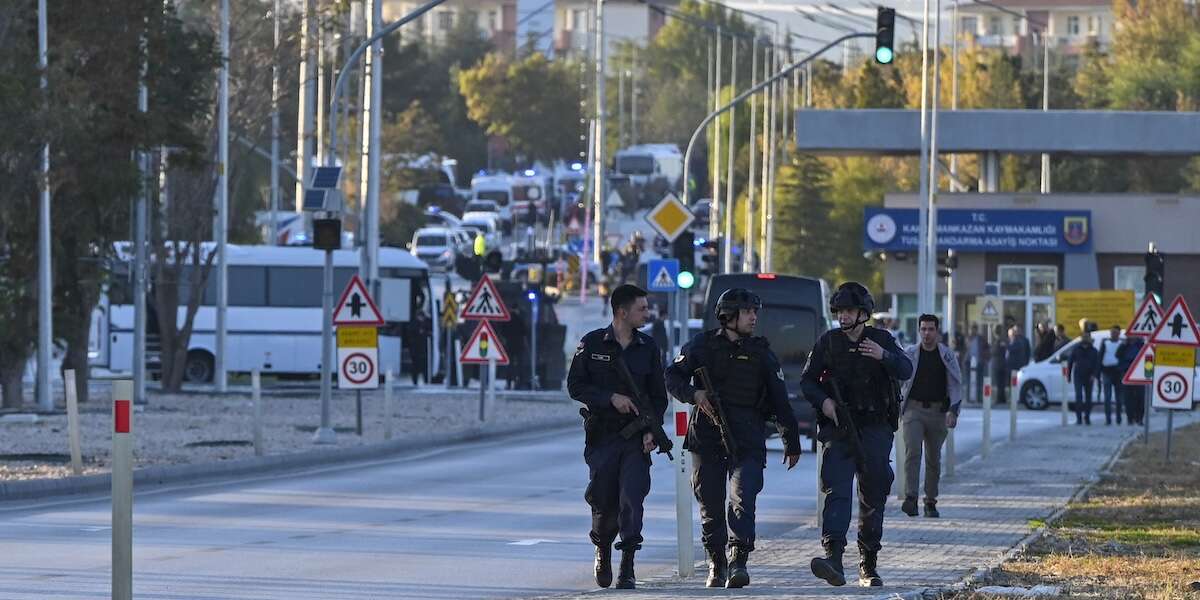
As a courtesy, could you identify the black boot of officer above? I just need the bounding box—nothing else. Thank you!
[727,547,751,588]
[859,547,883,587]
[810,541,846,587]
[705,547,728,588]
[594,545,612,588]
[615,549,637,589]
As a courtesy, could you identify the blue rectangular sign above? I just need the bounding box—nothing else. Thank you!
[646,259,680,292]
[864,208,1092,253]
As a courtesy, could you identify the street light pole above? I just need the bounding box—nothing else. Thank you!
[214,0,230,393]
[924,0,943,316]
[723,36,738,273]
[36,0,52,412]
[916,0,933,315]
[593,0,606,262]
[712,30,722,241]
[270,0,281,245]
[1040,31,1050,193]
[743,35,757,273]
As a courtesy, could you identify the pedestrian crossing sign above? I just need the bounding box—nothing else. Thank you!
[978,296,1001,324]
[646,258,680,293]
[1125,295,1163,339]
[461,274,511,321]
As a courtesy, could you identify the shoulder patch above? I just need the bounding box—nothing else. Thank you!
[673,354,686,364]
[776,368,786,382]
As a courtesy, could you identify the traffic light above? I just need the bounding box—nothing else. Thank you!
[937,249,958,278]
[700,239,721,277]
[875,7,896,65]
[1144,246,1164,303]
[672,231,695,279]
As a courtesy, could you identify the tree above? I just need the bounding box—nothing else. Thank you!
[458,52,583,164]
[771,153,834,279]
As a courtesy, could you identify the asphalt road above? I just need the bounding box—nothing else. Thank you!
[0,406,1065,599]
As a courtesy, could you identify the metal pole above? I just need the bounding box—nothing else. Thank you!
[982,375,992,459]
[36,0,52,412]
[723,36,737,273]
[1040,33,1050,193]
[915,0,932,315]
[111,380,133,600]
[593,0,606,259]
[134,25,149,407]
[65,369,82,475]
[356,389,363,436]
[618,64,625,149]
[270,0,280,244]
[764,38,779,272]
[530,297,539,389]
[296,0,315,209]
[925,0,942,316]
[711,31,722,244]
[673,390,692,578]
[631,46,639,146]
[1061,363,1069,426]
[360,0,382,290]
[895,417,906,500]
[1009,370,1018,441]
[252,370,263,456]
[315,249,336,443]
[316,17,325,165]
[743,36,758,273]
[1165,410,1174,463]
[949,0,959,190]
[384,368,394,440]
[1143,383,1151,444]
[215,0,230,393]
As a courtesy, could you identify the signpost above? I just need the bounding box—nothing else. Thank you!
[459,275,512,422]
[112,380,133,600]
[1139,295,1199,462]
[333,275,384,438]
[1125,295,1164,444]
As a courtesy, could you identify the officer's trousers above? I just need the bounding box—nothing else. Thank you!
[819,422,894,553]
[584,434,652,551]
[691,450,765,553]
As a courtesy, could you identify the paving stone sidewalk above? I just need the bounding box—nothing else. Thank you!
[536,412,1197,600]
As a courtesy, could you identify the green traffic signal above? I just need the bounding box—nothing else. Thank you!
[875,46,894,64]
[876,7,896,65]
[677,271,695,290]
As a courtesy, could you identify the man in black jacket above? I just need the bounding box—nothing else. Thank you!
[567,284,669,589]
[665,289,802,589]
[800,282,913,588]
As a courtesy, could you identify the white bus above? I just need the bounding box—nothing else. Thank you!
[93,244,435,383]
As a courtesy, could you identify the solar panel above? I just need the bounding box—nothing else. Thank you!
[311,166,342,190]
[302,189,328,211]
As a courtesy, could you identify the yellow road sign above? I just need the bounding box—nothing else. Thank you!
[1155,344,1194,368]
[645,193,694,242]
[337,325,378,348]
[1055,290,1134,339]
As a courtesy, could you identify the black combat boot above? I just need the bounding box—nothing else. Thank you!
[924,500,940,518]
[615,550,636,589]
[726,547,750,588]
[593,545,612,588]
[901,496,918,517]
[858,550,883,587]
[810,541,846,587]
[704,547,728,588]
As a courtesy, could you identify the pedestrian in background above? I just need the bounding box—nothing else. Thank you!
[1097,325,1124,425]
[968,324,988,404]
[1117,335,1145,425]
[1033,321,1057,362]
[1053,324,1069,351]
[1067,333,1100,425]
[989,325,1009,405]
[567,284,669,589]
[899,314,962,519]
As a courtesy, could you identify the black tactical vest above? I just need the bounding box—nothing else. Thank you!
[706,332,765,409]
[826,328,894,413]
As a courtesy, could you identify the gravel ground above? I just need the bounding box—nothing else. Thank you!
[0,387,577,482]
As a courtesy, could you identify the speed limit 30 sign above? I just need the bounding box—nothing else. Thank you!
[337,325,379,390]
[1152,345,1193,410]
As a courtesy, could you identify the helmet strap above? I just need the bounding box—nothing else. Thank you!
[839,309,871,332]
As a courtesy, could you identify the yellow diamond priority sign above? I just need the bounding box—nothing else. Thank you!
[645,193,695,242]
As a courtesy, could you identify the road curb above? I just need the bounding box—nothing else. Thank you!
[0,415,578,503]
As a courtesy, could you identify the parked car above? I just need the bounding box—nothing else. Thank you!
[463,199,501,215]
[1016,330,1200,410]
[408,227,458,270]
[424,206,461,229]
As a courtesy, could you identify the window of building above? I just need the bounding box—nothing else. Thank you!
[1114,266,1146,303]
[987,15,1001,35]
[571,8,587,31]
[1087,15,1099,35]
[1012,16,1022,35]
[961,16,978,35]
[438,11,454,31]
[998,265,1058,336]
[1067,16,1080,35]
[488,9,498,31]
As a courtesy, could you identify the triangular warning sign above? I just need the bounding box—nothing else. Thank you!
[981,300,1000,318]
[333,275,385,326]
[1125,295,1163,338]
[651,266,675,289]
[458,320,510,365]
[461,274,511,321]
[1121,342,1155,385]
[1147,295,1200,347]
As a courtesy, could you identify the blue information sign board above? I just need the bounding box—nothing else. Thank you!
[863,208,1092,253]
[647,259,680,292]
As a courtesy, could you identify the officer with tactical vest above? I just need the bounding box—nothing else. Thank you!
[665,288,802,589]
[567,284,669,590]
[800,282,912,588]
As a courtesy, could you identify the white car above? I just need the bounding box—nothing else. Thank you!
[458,217,501,251]
[1016,330,1200,410]
[408,227,458,270]
[463,199,501,215]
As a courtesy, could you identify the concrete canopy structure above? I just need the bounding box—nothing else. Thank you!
[793,109,1200,156]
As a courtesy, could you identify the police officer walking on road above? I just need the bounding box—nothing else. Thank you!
[665,288,802,589]
[801,282,913,588]
[567,284,669,590]
[899,314,963,518]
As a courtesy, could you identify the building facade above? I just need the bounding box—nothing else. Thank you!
[385,0,518,54]
[552,0,671,59]
[956,0,1113,63]
[868,193,1200,340]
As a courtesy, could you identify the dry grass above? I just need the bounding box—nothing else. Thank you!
[940,422,1200,600]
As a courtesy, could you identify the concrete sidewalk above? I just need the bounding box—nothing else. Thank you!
[536,412,1197,600]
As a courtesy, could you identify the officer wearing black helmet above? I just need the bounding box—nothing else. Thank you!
[800,282,913,588]
[664,288,802,589]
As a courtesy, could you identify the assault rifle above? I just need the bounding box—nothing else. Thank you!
[614,356,675,460]
[694,367,740,463]
[817,374,868,476]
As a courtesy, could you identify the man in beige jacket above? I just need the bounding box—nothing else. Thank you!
[899,314,962,518]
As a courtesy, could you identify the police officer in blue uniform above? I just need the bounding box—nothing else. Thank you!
[567,284,669,590]
[664,288,802,589]
[801,282,912,588]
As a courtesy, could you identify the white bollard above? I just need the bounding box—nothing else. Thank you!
[384,368,394,441]
[982,376,992,459]
[112,380,133,600]
[1009,371,1018,441]
[816,437,826,529]
[945,420,956,478]
[65,369,83,476]
[894,419,907,501]
[252,370,263,457]
[484,355,497,421]
[672,397,693,579]
[455,339,464,390]
[1061,365,1069,426]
